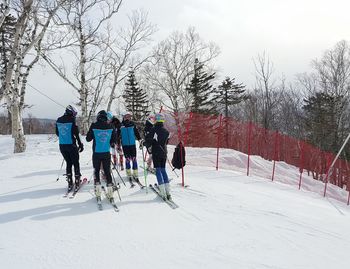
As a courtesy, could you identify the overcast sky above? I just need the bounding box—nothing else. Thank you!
[23,0,350,119]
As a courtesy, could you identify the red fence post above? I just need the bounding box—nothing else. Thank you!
[271,130,279,181]
[247,122,252,176]
[216,114,223,171]
[298,142,305,190]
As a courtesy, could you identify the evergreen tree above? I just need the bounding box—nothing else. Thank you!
[123,69,150,125]
[303,91,344,152]
[213,77,246,117]
[186,58,216,114]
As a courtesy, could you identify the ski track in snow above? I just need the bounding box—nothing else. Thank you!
[1,135,350,269]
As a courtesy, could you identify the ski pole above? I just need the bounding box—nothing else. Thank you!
[140,146,148,193]
[166,157,179,178]
[170,165,179,178]
[56,158,65,181]
[110,169,122,201]
[111,161,126,186]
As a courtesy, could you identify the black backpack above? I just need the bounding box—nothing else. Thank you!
[172,142,186,170]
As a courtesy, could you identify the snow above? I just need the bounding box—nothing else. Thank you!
[1,134,350,269]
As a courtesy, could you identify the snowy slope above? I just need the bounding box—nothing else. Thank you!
[1,135,350,269]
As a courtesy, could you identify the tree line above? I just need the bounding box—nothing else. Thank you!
[1,0,350,159]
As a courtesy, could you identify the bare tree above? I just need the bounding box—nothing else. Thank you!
[0,0,10,29]
[104,9,156,111]
[143,27,220,114]
[252,52,279,130]
[2,0,68,153]
[41,0,122,133]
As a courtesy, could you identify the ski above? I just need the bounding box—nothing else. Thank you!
[133,177,145,189]
[154,183,179,208]
[149,184,178,209]
[101,186,119,212]
[63,188,73,198]
[69,178,88,199]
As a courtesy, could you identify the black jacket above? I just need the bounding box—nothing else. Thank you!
[146,122,169,159]
[86,118,117,155]
[55,114,82,147]
[143,120,154,148]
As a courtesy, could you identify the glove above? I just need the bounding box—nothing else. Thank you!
[78,143,84,153]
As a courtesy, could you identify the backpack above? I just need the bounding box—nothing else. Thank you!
[171,142,186,170]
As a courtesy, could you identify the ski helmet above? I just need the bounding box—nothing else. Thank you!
[97,110,107,121]
[155,113,165,123]
[123,111,132,120]
[107,111,113,121]
[65,105,78,117]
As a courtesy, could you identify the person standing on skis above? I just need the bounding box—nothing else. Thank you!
[117,111,142,187]
[108,113,124,171]
[145,113,171,200]
[55,105,84,192]
[143,114,155,172]
[86,110,117,199]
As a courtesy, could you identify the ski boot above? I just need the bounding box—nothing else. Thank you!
[106,183,114,201]
[158,184,167,200]
[126,169,135,187]
[74,175,81,191]
[133,169,140,183]
[94,182,102,198]
[66,174,73,192]
[165,183,172,200]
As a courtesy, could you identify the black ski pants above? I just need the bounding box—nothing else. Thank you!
[60,145,81,178]
[93,153,112,185]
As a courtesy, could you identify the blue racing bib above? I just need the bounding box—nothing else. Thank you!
[93,129,113,153]
[57,122,73,144]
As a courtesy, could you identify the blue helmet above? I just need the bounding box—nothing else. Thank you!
[155,113,165,123]
[107,111,113,121]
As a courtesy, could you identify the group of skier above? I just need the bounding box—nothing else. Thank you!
[55,105,172,203]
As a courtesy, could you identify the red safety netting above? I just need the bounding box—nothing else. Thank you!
[160,109,350,204]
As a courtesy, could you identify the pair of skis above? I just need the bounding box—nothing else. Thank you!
[63,178,88,198]
[95,186,119,212]
[149,183,178,209]
[128,176,145,189]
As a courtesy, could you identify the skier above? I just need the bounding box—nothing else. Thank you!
[143,114,155,173]
[108,113,124,171]
[86,110,117,199]
[145,113,171,200]
[117,111,142,186]
[55,105,84,191]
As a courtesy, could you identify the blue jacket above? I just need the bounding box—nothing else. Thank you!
[118,120,141,147]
